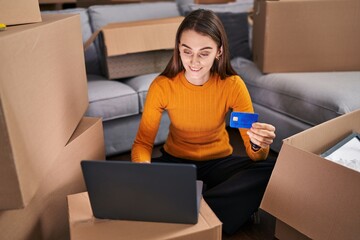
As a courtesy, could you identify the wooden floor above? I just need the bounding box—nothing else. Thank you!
[108,127,279,240]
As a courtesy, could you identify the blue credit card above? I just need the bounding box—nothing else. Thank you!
[229,112,259,129]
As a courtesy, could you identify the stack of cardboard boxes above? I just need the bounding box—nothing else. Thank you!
[0,1,105,239]
[251,0,360,239]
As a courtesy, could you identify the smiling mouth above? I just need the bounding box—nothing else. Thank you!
[189,66,202,72]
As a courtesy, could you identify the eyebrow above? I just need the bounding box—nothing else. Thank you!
[181,43,213,51]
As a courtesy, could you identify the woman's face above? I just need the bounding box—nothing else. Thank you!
[179,30,220,85]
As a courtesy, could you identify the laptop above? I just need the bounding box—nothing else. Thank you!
[80,160,203,224]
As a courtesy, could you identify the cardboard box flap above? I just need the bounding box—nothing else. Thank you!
[261,109,360,240]
[102,17,184,57]
[284,110,360,154]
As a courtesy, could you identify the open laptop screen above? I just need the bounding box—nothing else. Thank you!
[81,160,203,224]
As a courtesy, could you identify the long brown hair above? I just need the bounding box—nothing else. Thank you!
[160,9,237,79]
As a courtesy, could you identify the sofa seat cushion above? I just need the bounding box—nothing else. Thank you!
[176,0,254,16]
[86,74,139,121]
[231,57,360,126]
[122,73,159,113]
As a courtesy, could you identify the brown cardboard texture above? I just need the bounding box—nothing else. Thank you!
[68,192,222,240]
[261,109,360,240]
[97,17,183,79]
[0,117,105,240]
[252,0,360,73]
[0,0,41,26]
[105,50,173,79]
[0,14,88,210]
[102,17,183,56]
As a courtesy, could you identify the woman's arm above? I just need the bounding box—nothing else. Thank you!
[131,79,166,163]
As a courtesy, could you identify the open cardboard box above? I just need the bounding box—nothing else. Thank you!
[68,192,222,240]
[261,109,360,239]
[252,0,360,73]
[85,16,184,79]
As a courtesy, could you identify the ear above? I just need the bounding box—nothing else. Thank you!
[217,46,223,57]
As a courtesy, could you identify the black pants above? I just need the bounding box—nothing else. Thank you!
[153,148,276,235]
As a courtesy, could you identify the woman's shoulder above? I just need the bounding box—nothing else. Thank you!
[224,74,242,81]
[222,75,246,86]
[152,74,175,85]
[150,75,171,89]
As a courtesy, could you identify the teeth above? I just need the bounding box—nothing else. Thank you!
[190,66,201,71]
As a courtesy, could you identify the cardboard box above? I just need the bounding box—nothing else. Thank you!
[0,117,105,240]
[252,0,360,73]
[0,14,88,210]
[68,192,222,240]
[260,109,360,240]
[96,17,183,79]
[0,0,42,26]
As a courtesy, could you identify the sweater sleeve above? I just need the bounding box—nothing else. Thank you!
[131,78,166,163]
[230,76,270,161]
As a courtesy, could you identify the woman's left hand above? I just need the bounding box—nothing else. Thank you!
[247,122,276,148]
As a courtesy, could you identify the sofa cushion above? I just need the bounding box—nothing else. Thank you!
[41,8,101,75]
[177,0,254,16]
[86,74,139,121]
[231,57,360,126]
[122,73,160,113]
[88,2,181,31]
[216,12,252,60]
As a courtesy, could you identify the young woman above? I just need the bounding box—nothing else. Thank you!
[131,9,276,235]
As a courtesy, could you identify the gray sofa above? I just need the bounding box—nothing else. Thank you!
[231,58,360,152]
[44,0,360,156]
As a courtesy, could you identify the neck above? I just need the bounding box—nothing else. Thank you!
[184,72,210,86]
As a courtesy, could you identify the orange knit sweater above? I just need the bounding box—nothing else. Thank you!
[131,72,269,162]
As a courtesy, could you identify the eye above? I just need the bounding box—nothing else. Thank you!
[199,52,210,58]
[183,49,192,55]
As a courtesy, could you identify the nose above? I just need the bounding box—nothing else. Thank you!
[190,54,200,65]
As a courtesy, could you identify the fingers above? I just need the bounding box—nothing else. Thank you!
[247,123,276,148]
